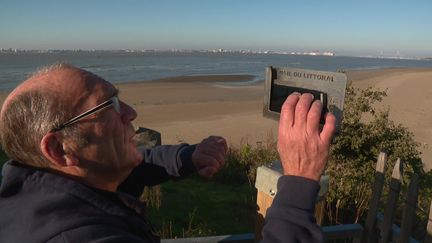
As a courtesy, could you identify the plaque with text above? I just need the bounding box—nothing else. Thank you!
[263,66,347,131]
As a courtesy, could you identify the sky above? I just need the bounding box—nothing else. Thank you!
[1,0,431,58]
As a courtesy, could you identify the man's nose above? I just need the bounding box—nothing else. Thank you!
[120,101,137,123]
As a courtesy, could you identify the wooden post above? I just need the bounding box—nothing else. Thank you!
[254,164,329,242]
[254,165,280,242]
[255,190,274,242]
[315,200,326,226]
[380,158,403,243]
[398,174,419,243]
[362,151,387,243]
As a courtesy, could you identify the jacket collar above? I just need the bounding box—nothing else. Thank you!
[0,160,137,217]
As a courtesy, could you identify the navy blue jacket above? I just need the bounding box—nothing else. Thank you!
[0,144,323,242]
[261,176,323,242]
[0,144,196,242]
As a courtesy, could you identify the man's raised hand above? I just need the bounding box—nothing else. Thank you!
[192,136,228,178]
[277,93,336,181]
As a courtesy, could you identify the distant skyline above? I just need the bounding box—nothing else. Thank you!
[1,0,431,58]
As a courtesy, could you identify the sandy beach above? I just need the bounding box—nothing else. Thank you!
[0,69,431,171]
[347,68,432,171]
[116,75,278,146]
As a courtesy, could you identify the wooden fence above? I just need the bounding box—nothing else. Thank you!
[310,152,431,242]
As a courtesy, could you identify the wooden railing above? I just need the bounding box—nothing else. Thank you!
[161,233,254,243]
[320,152,431,243]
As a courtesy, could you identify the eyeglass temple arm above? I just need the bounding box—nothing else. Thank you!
[52,100,113,132]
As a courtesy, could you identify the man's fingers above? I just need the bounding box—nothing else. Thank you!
[197,143,226,167]
[205,136,228,154]
[198,145,223,159]
[306,100,322,134]
[195,151,222,169]
[279,93,300,129]
[215,137,228,155]
[192,136,228,178]
[204,150,225,167]
[198,167,217,178]
[294,94,314,128]
[320,112,337,144]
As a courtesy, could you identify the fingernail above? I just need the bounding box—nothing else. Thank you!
[292,92,301,96]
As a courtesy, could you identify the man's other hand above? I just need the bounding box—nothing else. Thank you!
[278,93,336,181]
[192,136,228,178]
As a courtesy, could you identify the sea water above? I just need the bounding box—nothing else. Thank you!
[1,51,431,91]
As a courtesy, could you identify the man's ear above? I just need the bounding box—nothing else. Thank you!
[40,133,79,167]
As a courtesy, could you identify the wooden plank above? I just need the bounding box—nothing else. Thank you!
[161,233,255,243]
[391,158,403,180]
[323,224,363,242]
[398,174,419,243]
[380,159,403,243]
[376,151,386,173]
[255,190,274,242]
[362,151,387,243]
[376,213,419,243]
[315,200,326,226]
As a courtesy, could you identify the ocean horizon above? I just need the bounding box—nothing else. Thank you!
[1,51,432,91]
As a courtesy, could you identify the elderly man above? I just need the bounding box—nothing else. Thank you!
[0,64,335,242]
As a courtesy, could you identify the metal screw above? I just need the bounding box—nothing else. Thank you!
[269,189,276,196]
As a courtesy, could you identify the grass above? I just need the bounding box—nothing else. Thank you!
[145,140,279,239]
[146,175,257,238]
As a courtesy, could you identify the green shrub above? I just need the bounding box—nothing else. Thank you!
[325,84,432,233]
[214,135,279,187]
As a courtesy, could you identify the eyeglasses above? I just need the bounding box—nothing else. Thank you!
[51,96,120,132]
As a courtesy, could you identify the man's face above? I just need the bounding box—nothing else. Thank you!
[70,72,143,180]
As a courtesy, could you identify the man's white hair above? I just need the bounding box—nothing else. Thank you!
[0,63,87,167]
[29,62,76,79]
